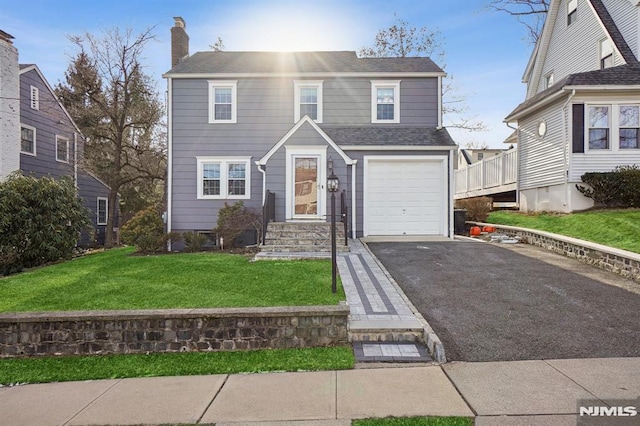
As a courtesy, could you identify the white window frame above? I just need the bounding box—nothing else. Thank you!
[294,80,323,123]
[599,38,614,69]
[20,124,36,156]
[567,0,578,26]
[55,135,69,163]
[618,105,640,150]
[97,197,108,225]
[30,86,39,110]
[544,72,554,89]
[196,156,251,200]
[584,103,640,152]
[208,80,238,123]
[371,80,401,124]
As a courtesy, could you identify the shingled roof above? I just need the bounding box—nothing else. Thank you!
[165,51,444,75]
[590,0,638,65]
[506,62,640,120]
[321,125,456,147]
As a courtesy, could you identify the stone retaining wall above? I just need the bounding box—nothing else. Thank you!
[0,305,350,358]
[472,222,640,282]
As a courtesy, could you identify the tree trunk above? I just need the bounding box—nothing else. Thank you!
[104,188,119,248]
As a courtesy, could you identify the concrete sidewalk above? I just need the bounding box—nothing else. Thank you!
[1,357,638,425]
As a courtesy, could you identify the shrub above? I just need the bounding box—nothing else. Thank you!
[0,173,90,275]
[183,231,208,252]
[454,196,493,222]
[120,206,164,248]
[214,202,262,248]
[577,165,640,207]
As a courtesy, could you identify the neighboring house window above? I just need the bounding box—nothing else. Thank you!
[56,135,69,162]
[619,105,639,149]
[196,157,251,199]
[587,106,610,150]
[599,38,614,69]
[97,197,108,225]
[20,125,36,155]
[208,80,237,123]
[477,152,484,160]
[371,80,401,123]
[294,80,323,122]
[30,86,39,110]
[567,0,577,25]
[544,73,554,89]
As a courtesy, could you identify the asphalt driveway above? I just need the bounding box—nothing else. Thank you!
[367,240,640,362]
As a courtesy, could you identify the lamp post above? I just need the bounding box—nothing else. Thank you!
[327,160,339,294]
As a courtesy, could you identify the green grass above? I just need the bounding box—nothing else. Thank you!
[0,248,345,312]
[487,209,640,254]
[352,417,473,426]
[0,346,355,385]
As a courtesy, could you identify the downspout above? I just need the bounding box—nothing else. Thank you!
[166,78,173,237]
[351,160,357,239]
[256,162,266,205]
[561,89,576,212]
[448,152,454,239]
[506,121,520,207]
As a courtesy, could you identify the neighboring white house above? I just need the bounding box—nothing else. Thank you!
[457,148,508,170]
[505,0,640,213]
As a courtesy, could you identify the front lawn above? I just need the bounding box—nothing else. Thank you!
[487,209,640,254]
[0,248,344,312]
[353,417,473,426]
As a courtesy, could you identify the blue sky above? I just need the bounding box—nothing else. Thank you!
[1,0,534,148]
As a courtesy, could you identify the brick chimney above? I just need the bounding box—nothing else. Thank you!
[171,17,189,68]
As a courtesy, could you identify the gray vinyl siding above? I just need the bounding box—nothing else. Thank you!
[170,76,440,231]
[537,0,609,94]
[77,171,111,246]
[19,69,76,179]
[603,0,638,61]
[518,98,568,191]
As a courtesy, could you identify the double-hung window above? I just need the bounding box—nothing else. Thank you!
[208,80,237,123]
[197,157,251,199]
[56,135,69,162]
[587,106,610,150]
[371,80,401,123]
[600,38,614,69]
[567,0,577,25]
[619,105,640,149]
[20,124,36,155]
[294,81,323,122]
[97,197,108,225]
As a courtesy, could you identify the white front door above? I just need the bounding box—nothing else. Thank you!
[286,147,327,220]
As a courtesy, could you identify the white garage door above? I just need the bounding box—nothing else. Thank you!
[365,157,446,236]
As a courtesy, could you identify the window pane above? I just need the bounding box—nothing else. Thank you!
[300,87,317,103]
[588,106,609,128]
[215,88,232,103]
[589,129,609,149]
[228,163,245,179]
[377,104,394,120]
[377,88,394,104]
[300,104,318,120]
[620,129,639,149]
[203,163,220,179]
[215,104,232,120]
[21,127,34,153]
[228,180,246,195]
[57,139,68,161]
[203,180,220,196]
[620,106,639,127]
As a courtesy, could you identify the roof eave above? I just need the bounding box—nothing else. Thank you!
[162,71,447,79]
[505,88,568,122]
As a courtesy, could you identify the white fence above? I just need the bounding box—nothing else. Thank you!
[454,148,517,199]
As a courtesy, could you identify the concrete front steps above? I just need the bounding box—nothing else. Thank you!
[260,222,350,255]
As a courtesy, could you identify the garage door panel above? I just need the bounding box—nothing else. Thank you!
[365,158,445,236]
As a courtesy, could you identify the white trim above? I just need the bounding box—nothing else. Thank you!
[437,75,443,128]
[20,123,36,156]
[505,89,568,121]
[587,0,627,65]
[167,78,173,233]
[97,197,108,225]
[584,102,640,152]
[208,80,237,123]
[294,80,323,123]
[29,85,39,110]
[285,146,327,221]
[371,80,401,124]
[258,116,354,165]
[351,162,357,239]
[341,145,457,151]
[362,155,448,237]
[55,135,69,163]
[196,156,251,200]
[164,71,446,79]
[448,152,454,239]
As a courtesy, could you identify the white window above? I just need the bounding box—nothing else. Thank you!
[599,38,614,69]
[294,80,323,123]
[97,197,108,225]
[567,0,578,25]
[619,105,640,149]
[544,72,554,89]
[587,106,610,150]
[20,124,36,155]
[371,80,401,123]
[30,86,39,110]
[208,80,237,123]
[196,157,251,199]
[56,135,69,162]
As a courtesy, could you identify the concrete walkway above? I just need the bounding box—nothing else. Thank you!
[2,357,639,425]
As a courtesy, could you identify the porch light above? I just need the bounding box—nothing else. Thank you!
[327,157,339,294]
[327,173,339,193]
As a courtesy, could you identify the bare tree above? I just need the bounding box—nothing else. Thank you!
[359,16,485,132]
[56,27,165,247]
[210,36,225,51]
[487,0,550,44]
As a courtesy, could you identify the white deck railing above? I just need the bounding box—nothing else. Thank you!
[454,148,517,199]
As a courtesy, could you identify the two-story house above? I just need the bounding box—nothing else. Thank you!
[505,0,640,213]
[164,18,456,243]
[1,30,112,245]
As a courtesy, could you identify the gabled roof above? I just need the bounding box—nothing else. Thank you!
[506,62,640,121]
[321,126,456,148]
[164,51,445,77]
[590,0,637,65]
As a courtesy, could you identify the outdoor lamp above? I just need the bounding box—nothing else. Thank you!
[327,173,339,192]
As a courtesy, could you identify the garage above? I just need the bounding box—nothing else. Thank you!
[364,156,447,236]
